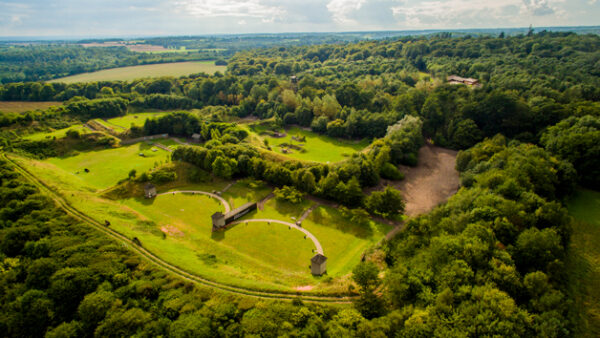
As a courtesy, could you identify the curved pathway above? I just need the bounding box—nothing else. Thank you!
[230,219,323,255]
[3,154,351,303]
[156,190,230,213]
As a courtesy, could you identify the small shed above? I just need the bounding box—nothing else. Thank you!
[290,75,298,83]
[311,254,327,276]
[192,133,202,143]
[212,212,226,231]
[144,183,157,199]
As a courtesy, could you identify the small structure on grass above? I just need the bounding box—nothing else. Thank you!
[311,254,327,275]
[212,202,257,231]
[192,133,201,143]
[144,183,157,199]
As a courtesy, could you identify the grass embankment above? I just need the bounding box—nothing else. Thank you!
[0,101,62,113]
[566,189,600,337]
[247,125,369,163]
[49,61,226,83]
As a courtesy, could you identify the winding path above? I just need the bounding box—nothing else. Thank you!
[156,190,231,213]
[3,153,351,303]
[230,219,323,255]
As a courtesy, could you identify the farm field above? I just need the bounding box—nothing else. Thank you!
[23,124,89,141]
[0,101,62,113]
[566,189,600,336]
[249,125,370,163]
[105,112,169,129]
[48,61,226,83]
[44,143,170,190]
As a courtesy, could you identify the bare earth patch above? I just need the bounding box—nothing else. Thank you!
[161,225,185,237]
[295,285,314,291]
[392,144,460,217]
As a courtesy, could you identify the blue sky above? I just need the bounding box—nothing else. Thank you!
[0,0,598,37]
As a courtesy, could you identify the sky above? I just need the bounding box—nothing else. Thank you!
[0,0,598,37]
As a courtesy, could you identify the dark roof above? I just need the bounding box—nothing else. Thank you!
[225,202,257,218]
[311,254,327,264]
[144,183,155,190]
[212,212,224,220]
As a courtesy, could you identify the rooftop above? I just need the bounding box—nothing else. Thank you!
[311,253,327,264]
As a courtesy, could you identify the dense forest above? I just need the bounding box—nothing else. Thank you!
[1,31,600,336]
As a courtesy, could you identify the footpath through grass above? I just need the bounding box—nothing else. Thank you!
[566,189,600,337]
[49,61,226,83]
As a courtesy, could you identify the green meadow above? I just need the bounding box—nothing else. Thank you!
[44,143,170,190]
[23,124,89,141]
[249,125,370,163]
[49,61,226,83]
[105,112,169,129]
[12,149,389,294]
[566,189,600,336]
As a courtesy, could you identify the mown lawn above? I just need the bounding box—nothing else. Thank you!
[45,143,170,190]
[249,125,369,163]
[566,189,600,337]
[49,61,226,83]
[106,112,169,129]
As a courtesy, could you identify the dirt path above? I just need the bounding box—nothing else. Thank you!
[229,219,324,255]
[156,190,231,213]
[392,144,460,217]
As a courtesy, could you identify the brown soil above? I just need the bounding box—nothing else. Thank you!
[390,144,460,217]
[161,225,184,237]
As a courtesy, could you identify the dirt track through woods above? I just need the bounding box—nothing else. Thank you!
[392,144,460,217]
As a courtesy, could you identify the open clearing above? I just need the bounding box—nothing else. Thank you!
[391,144,460,216]
[566,189,600,336]
[23,124,89,141]
[45,143,170,190]
[106,112,169,129]
[14,153,388,294]
[0,101,62,113]
[249,125,369,163]
[48,61,226,83]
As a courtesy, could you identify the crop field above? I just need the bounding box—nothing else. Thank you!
[567,189,600,336]
[44,143,170,190]
[49,61,226,83]
[0,101,62,113]
[249,125,370,163]
[23,124,89,141]
[105,112,169,129]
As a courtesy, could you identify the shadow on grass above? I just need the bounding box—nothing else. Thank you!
[309,207,374,239]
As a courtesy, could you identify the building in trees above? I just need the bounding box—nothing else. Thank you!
[211,202,257,231]
[144,183,157,199]
[311,254,327,275]
[447,75,481,87]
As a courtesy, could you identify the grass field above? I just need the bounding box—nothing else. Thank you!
[49,61,226,83]
[0,101,62,113]
[23,124,89,141]
[106,112,169,129]
[45,143,170,190]
[566,189,600,337]
[12,152,388,294]
[248,125,369,163]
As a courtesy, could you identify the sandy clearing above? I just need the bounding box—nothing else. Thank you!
[392,143,460,217]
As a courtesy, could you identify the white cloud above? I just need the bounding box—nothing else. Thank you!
[326,0,366,24]
[522,0,556,16]
[175,0,286,19]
